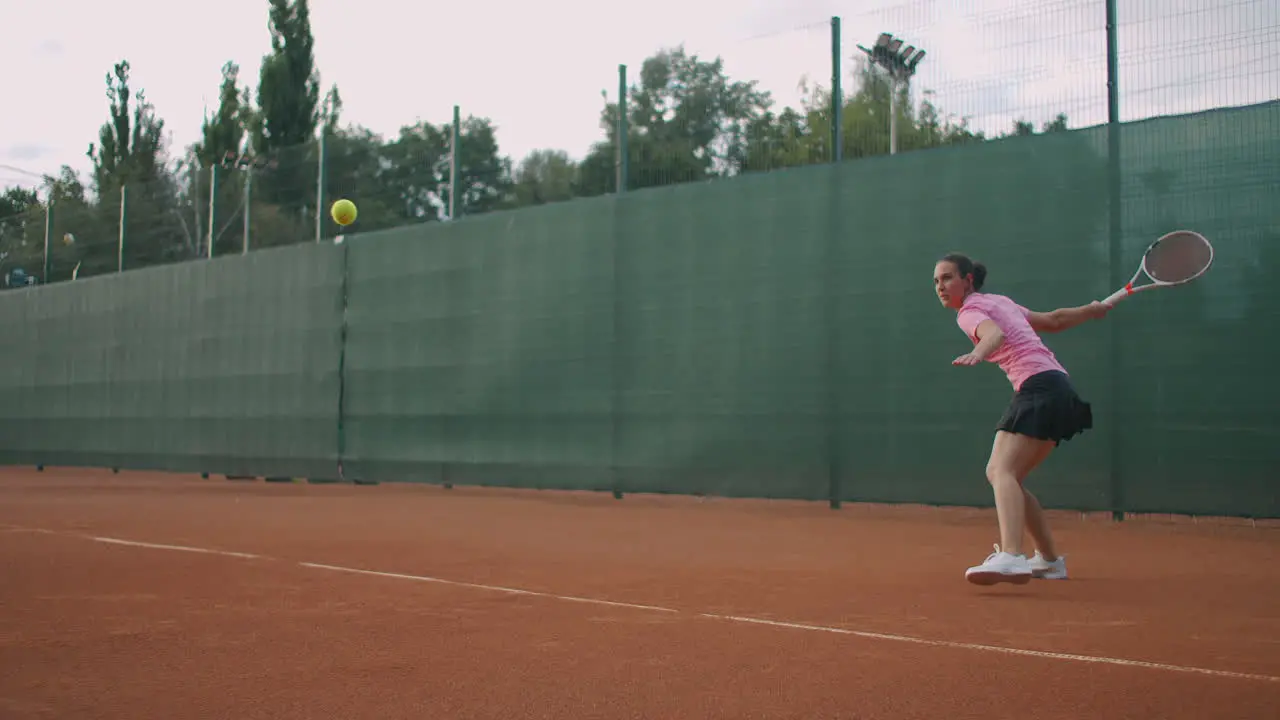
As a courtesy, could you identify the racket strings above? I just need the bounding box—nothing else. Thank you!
[1144,233,1212,283]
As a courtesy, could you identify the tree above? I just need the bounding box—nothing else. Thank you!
[315,125,406,234]
[320,85,343,137]
[730,106,816,174]
[577,48,991,191]
[0,186,38,219]
[511,150,579,207]
[44,166,89,206]
[252,0,321,154]
[735,59,984,173]
[379,120,449,222]
[578,46,773,195]
[195,61,252,167]
[910,90,985,149]
[1005,113,1069,138]
[87,60,166,196]
[0,186,43,288]
[378,114,514,221]
[244,0,330,230]
[76,60,186,277]
[178,61,254,258]
[0,168,103,287]
[447,116,513,216]
[288,109,516,237]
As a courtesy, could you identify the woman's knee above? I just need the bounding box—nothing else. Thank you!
[985,460,1018,485]
[986,431,1050,485]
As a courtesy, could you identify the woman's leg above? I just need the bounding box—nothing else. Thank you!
[985,430,1056,555]
[1023,488,1058,560]
[965,430,1057,585]
[1015,443,1057,559]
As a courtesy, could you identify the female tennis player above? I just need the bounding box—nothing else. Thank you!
[934,253,1110,585]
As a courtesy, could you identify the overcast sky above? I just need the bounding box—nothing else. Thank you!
[0,0,1275,189]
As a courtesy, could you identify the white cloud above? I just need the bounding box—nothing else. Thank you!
[4,144,54,162]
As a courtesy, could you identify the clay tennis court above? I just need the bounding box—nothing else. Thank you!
[1,468,1276,718]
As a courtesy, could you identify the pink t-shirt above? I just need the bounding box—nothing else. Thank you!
[956,292,1067,390]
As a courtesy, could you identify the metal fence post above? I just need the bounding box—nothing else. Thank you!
[450,106,461,220]
[243,171,252,254]
[207,165,218,259]
[315,133,327,242]
[118,184,128,272]
[831,17,842,163]
[42,199,54,282]
[1106,0,1125,521]
[617,65,628,193]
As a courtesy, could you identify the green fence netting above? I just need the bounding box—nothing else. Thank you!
[0,242,345,478]
[1,102,1275,517]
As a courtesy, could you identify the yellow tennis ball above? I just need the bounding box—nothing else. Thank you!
[330,198,357,226]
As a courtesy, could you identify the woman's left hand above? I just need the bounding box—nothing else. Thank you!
[952,352,984,366]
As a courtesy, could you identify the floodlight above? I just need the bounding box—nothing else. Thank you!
[859,33,926,80]
[858,32,928,156]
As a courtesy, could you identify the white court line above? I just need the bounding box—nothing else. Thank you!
[92,536,262,560]
[299,562,679,614]
[8,527,1275,683]
[699,614,1279,683]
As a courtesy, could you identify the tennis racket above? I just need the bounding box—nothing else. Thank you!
[1102,230,1214,306]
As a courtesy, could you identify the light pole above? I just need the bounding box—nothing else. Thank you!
[857,33,926,155]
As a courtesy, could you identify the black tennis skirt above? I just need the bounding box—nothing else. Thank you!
[997,370,1093,445]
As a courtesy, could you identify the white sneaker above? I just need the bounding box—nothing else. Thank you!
[1027,551,1068,579]
[965,544,1033,586]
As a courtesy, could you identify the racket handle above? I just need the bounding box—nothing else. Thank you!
[1102,287,1130,306]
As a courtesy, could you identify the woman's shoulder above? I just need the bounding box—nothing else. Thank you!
[962,291,1013,309]
[972,291,1019,307]
[961,293,1029,322]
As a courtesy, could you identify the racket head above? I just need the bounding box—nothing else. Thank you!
[1141,230,1214,285]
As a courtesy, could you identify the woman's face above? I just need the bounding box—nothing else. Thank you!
[933,261,971,310]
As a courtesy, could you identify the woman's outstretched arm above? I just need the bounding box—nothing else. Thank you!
[1025,301,1111,333]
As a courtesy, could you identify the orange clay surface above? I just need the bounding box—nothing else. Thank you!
[1,468,1277,719]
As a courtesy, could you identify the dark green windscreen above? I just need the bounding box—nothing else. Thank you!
[340,198,616,489]
[613,168,833,499]
[830,123,1114,510]
[0,243,344,478]
[1,102,1275,518]
[1110,103,1280,517]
